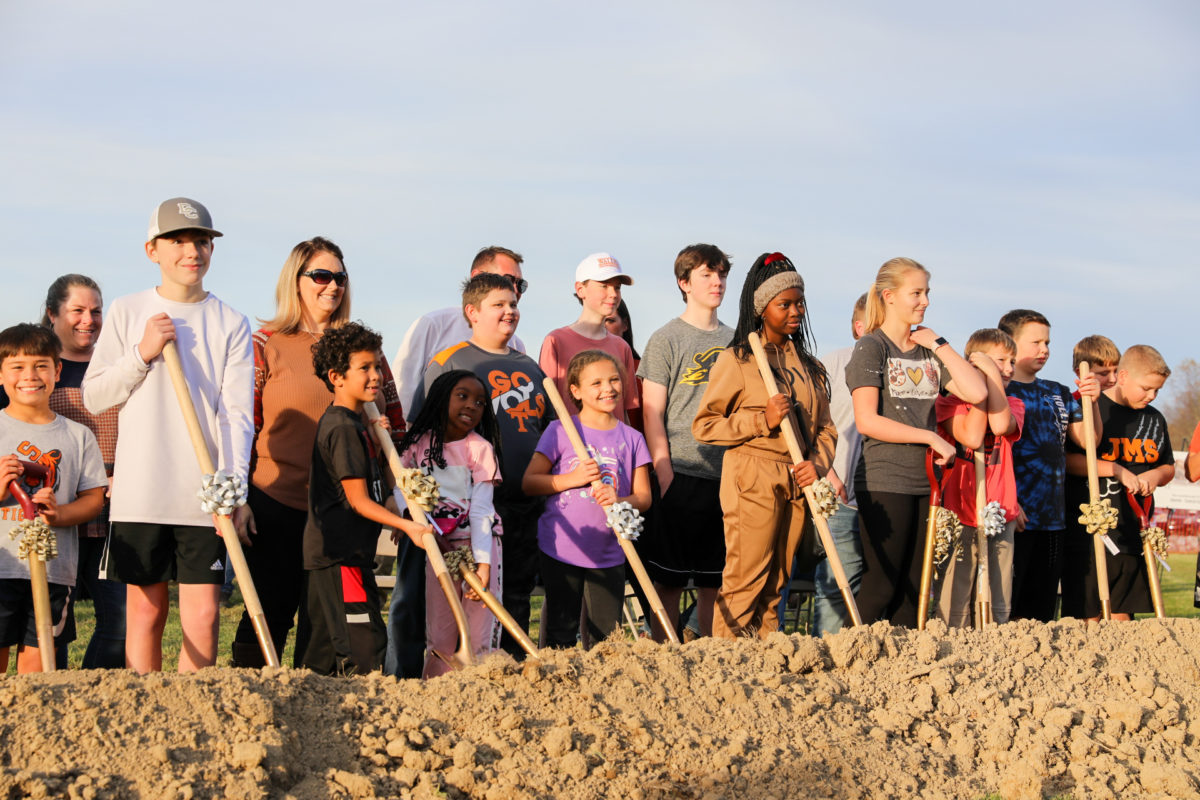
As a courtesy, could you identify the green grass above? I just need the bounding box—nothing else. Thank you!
[1147,552,1197,619]
[9,552,1196,674]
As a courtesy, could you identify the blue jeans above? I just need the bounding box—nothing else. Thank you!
[384,535,426,678]
[79,535,127,668]
[812,502,864,637]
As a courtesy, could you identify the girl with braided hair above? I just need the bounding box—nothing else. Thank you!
[693,252,837,638]
[398,369,503,677]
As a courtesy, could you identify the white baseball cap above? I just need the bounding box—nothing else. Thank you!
[147,197,223,242]
[575,252,633,285]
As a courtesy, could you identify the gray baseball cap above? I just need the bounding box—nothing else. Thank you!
[146,197,223,242]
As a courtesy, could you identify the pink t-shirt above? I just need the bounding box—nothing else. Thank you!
[936,395,1025,526]
[538,326,640,421]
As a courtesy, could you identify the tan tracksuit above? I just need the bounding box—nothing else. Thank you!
[693,341,836,639]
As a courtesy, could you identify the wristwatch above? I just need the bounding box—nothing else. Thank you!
[933,336,949,349]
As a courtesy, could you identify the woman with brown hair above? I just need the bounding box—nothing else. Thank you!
[34,275,125,668]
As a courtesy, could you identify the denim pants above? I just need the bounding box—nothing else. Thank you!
[811,502,864,636]
[384,535,426,678]
[77,535,127,668]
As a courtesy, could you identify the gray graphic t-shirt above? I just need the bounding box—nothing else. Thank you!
[637,317,732,480]
[845,330,948,495]
[0,411,107,586]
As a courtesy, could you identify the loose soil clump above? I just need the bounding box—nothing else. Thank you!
[3,618,1200,799]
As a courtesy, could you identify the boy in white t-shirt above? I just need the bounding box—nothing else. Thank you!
[83,197,253,673]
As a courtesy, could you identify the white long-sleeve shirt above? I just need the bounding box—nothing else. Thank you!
[392,306,525,422]
[821,344,862,508]
[83,288,254,526]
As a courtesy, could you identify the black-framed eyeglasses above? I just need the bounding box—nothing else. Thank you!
[505,276,529,295]
[301,269,348,287]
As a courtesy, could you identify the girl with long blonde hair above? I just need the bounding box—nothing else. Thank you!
[845,257,986,627]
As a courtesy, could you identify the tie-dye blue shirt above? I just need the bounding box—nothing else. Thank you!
[1006,378,1082,530]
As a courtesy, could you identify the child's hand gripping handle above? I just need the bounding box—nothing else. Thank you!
[160,341,280,667]
[540,377,680,644]
[362,404,476,668]
[8,464,55,670]
[1079,361,1112,621]
[746,332,863,628]
[456,566,540,661]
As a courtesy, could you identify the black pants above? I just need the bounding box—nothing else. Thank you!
[855,488,930,628]
[539,552,624,649]
[1010,529,1064,621]
[298,565,385,675]
[495,496,542,658]
[232,486,306,667]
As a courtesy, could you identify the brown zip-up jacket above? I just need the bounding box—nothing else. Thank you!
[693,340,836,471]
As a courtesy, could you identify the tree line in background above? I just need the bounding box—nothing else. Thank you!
[1161,359,1200,454]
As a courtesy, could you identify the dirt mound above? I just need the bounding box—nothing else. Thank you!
[3,618,1200,799]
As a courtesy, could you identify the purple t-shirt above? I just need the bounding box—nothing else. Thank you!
[535,417,650,568]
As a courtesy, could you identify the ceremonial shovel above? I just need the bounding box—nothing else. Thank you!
[1078,362,1112,621]
[1125,489,1167,619]
[540,378,680,644]
[918,449,945,631]
[8,462,56,671]
[746,333,863,628]
[364,398,539,660]
[162,342,279,666]
[973,450,992,628]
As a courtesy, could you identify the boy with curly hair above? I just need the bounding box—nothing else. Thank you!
[300,322,429,675]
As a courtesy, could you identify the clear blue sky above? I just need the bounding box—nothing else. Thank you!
[2,1,1197,391]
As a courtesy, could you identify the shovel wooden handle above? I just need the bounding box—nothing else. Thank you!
[27,557,55,671]
[540,378,679,644]
[1125,488,1167,619]
[917,449,942,631]
[161,342,280,667]
[363,404,476,667]
[1143,545,1166,618]
[1079,362,1111,621]
[747,333,863,628]
[457,565,540,659]
[974,450,992,628]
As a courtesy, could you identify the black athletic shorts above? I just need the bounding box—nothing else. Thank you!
[643,472,726,589]
[0,579,75,649]
[107,522,226,585]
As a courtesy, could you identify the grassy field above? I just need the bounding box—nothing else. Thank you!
[1151,552,1197,618]
[8,552,1197,674]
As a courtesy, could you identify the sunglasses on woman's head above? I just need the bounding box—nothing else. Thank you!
[301,269,348,287]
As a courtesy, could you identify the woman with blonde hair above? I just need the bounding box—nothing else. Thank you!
[230,237,405,667]
[845,257,986,627]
